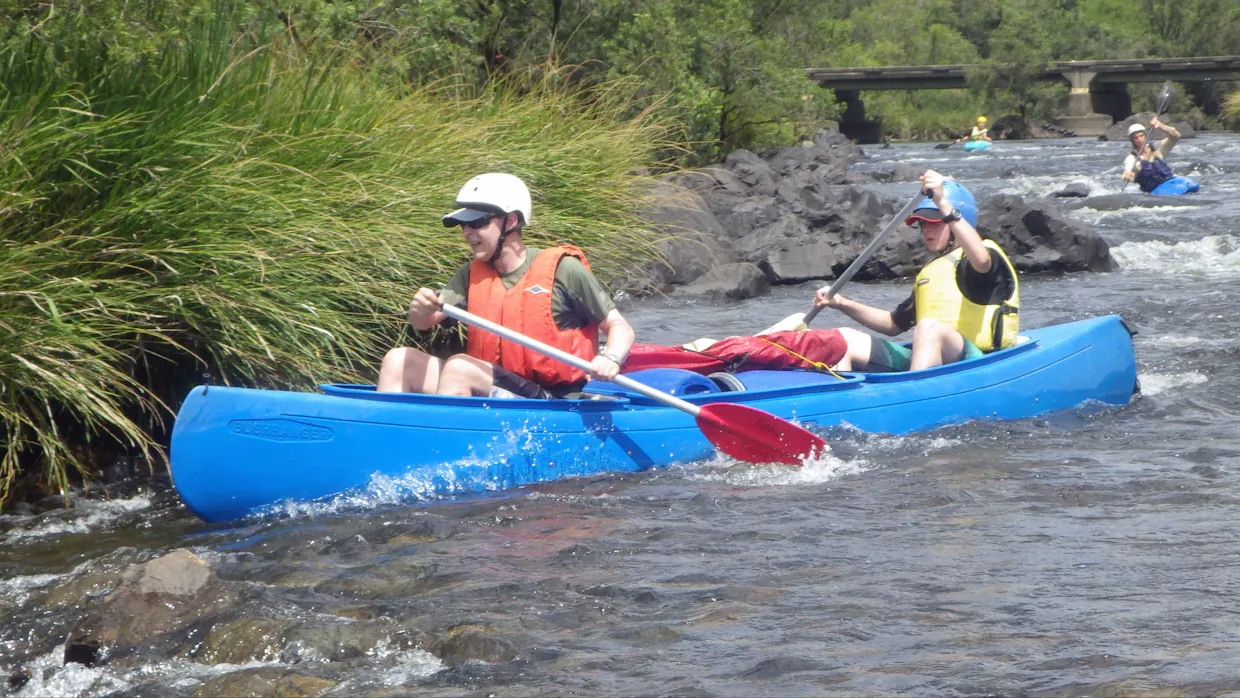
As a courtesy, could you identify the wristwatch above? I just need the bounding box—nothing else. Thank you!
[941,207,963,223]
[599,350,625,366]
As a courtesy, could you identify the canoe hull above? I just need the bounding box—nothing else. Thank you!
[963,140,992,152]
[171,315,1137,523]
[1151,176,1200,196]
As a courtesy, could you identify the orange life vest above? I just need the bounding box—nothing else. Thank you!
[465,246,600,387]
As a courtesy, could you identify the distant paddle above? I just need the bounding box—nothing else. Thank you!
[934,141,955,150]
[760,192,925,334]
[440,304,827,465]
[1122,80,1175,193]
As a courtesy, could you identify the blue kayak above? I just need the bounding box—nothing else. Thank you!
[170,315,1137,523]
[963,140,992,153]
[1150,176,1200,196]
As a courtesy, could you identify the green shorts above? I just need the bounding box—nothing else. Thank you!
[867,337,985,373]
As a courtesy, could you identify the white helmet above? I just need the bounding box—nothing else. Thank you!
[1127,123,1147,136]
[442,173,532,228]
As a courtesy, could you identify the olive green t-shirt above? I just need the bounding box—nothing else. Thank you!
[440,248,616,330]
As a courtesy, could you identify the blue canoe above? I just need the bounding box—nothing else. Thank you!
[1151,176,1200,196]
[170,315,1137,523]
[963,140,992,153]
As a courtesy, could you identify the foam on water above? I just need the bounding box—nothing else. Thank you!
[12,645,282,698]
[1002,173,1119,199]
[364,638,445,685]
[1111,235,1240,276]
[1138,371,1208,396]
[3,496,151,544]
[261,456,505,521]
[1146,334,1210,349]
[692,448,867,487]
[0,573,62,607]
[1073,204,1190,223]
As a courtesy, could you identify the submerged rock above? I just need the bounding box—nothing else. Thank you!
[192,668,337,698]
[432,627,520,664]
[64,549,241,666]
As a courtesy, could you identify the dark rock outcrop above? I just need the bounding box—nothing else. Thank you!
[639,181,734,289]
[977,194,1114,273]
[677,263,769,300]
[1052,181,1092,198]
[635,123,1114,299]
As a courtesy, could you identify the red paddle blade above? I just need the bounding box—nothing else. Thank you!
[696,403,826,465]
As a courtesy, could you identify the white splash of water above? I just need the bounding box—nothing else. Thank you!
[12,644,282,698]
[365,638,445,685]
[1073,204,1190,224]
[1111,235,1240,276]
[1002,173,1117,199]
[1144,335,1209,349]
[0,574,62,606]
[265,457,502,520]
[1138,371,1208,396]
[3,496,151,544]
[691,447,867,487]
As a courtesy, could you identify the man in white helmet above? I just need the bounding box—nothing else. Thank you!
[1121,117,1181,192]
[377,173,636,399]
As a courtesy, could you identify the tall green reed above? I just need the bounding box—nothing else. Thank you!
[0,12,672,505]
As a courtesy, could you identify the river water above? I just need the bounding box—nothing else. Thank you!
[3,135,1240,696]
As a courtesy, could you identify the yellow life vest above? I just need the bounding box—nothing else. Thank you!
[913,240,1019,351]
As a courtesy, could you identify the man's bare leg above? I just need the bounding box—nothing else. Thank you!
[377,348,443,393]
[909,319,966,370]
[436,354,496,397]
[835,327,874,371]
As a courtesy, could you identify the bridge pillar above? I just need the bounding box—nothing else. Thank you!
[1054,69,1114,136]
[834,90,882,144]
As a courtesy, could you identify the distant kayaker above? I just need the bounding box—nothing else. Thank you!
[377,173,635,399]
[811,171,1019,372]
[954,116,991,145]
[1121,118,1181,192]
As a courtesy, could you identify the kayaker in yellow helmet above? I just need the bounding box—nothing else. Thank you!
[377,173,635,399]
[954,116,992,145]
[812,170,1019,372]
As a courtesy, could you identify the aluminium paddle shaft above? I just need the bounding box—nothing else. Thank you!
[803,193,926,326]
[440,303,703,416]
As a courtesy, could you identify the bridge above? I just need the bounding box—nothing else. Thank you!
[805,56,1240,142]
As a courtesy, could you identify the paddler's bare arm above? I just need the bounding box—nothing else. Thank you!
[1150,117,1180,157]
[592,309,634,381]
[813,290,904,336]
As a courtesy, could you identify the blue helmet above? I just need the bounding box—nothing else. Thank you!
[904,180,978,228]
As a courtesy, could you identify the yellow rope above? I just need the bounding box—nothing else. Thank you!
[756,337,846,380]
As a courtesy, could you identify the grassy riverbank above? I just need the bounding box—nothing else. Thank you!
[0,15,671,505]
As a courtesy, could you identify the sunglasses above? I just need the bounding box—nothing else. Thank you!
[460,215,499,231]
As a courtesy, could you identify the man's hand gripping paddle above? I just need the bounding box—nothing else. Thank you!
[760,193,925,334]
[440,304,826,465]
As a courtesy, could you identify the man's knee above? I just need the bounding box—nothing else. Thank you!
[438,354,490,396]
[836,327,872,368]
[913,318,950,339]
[377,347,440,393]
